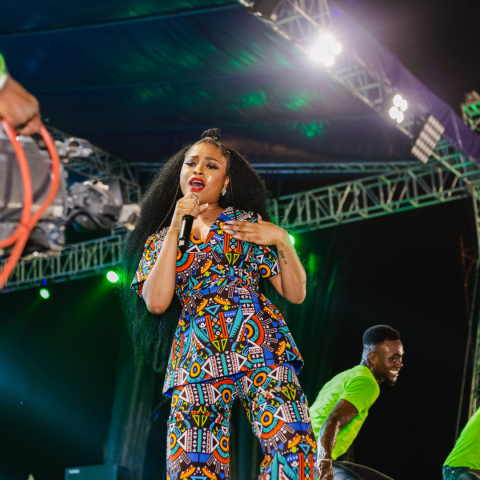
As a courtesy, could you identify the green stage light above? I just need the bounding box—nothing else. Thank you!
[289,234,295,245]
[106,271,119,283]
[39,288,50,299]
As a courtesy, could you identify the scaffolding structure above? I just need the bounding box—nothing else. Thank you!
[4,155,480,289]
[1,235,124,293]
[273,146,480,232]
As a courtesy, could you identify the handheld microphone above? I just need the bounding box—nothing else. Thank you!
[178,215,194,253]
[178,193,200,254]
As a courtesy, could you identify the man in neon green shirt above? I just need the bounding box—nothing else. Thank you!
[310,325,404,479]
[443,408,480,479]
[0,53,42,135]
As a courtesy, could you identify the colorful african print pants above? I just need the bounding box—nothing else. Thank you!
[167,364,317,480]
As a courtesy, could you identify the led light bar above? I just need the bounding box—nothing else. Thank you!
[411,115,445,164]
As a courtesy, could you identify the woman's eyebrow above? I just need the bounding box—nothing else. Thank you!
[186,155,221,163]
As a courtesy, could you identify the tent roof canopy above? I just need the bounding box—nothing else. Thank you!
[0,1,476,169]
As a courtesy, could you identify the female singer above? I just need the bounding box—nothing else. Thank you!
[125,128,317,480]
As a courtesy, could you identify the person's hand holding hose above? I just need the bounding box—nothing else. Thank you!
[0,54,42,136]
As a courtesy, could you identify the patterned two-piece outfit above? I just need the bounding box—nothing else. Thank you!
[131,207,317,480]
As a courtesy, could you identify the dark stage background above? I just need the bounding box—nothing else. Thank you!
[0,198,475,480]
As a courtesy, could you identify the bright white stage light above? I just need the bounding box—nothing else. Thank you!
[319,33,335,50]
[332,42,342,55]
[387,94,407,123]
[393,94,403,107]
[324,55,335,67]
[310,33,342,67]
[389,106,399,119]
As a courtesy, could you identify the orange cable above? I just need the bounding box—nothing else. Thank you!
[0,122,61,289]
[0,119,33,248]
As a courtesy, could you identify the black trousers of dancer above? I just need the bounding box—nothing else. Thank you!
[332,461,394,480]
[443,466,480,480]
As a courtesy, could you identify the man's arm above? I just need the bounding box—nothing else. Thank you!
[317,399,358,480]
[0,54,42,135]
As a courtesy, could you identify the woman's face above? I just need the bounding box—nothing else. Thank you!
[180,143,229,204]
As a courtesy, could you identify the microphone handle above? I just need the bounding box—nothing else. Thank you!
[178,215,194,253]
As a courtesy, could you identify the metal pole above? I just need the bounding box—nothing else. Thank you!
[468,189,480,416]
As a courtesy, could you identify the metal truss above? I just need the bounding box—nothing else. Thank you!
[0,234,124,293]
[240,0,415,137]
[47,126,141,203]
[273,149,480,232]
[4,154,479,293]
[462,91,480,134]
[469,195,480,414]
[131,160,419,176]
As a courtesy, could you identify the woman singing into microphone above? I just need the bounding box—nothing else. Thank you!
[125,128,317,480]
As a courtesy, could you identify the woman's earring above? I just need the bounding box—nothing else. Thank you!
[222,187,227,196]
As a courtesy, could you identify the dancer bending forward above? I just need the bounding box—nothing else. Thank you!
[129,128,317,480]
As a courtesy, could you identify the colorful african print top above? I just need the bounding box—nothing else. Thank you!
[131,207,303,395]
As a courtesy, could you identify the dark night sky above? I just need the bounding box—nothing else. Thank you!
[339,0,480,112]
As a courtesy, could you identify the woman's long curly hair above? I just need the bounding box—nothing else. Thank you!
[121,128,283,375]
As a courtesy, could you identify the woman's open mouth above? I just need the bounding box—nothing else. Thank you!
[189,177,205,192]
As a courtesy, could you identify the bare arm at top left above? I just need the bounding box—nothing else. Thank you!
[223,215,306,304]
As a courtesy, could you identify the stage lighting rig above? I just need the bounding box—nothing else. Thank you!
[309,33,342,67]
[387,94,408,124]
[411,115,445,164]
[461,91,480,133]
[242,0,282,19]
[0,131,140,259]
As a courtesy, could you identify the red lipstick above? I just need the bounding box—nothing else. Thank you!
[189,177,205,192]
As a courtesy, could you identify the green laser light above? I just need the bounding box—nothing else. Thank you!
[106,271,119,283]
[39,288,50,299]
[289,234,295,245]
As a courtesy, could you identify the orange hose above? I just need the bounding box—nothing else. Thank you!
[0,119,33,248]
[0,122,61,290]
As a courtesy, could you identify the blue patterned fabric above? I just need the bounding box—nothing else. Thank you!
[167,364,317,480]
[131,207,303,395]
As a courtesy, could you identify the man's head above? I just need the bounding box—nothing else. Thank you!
[362,325,404,385]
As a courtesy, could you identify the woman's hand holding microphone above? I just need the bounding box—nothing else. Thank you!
[169,192,209,233]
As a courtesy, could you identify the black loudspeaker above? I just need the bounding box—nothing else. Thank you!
[65,464,119,480]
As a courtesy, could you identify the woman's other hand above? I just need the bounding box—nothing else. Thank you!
[223,214,289,246]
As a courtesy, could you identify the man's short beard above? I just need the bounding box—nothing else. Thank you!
[384,378,397,387]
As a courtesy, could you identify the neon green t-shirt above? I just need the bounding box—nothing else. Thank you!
[444,408,480,470]
[310,365,380,460]
[0,54,6,76]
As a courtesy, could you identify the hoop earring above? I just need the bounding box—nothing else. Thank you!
[222,187,227,196]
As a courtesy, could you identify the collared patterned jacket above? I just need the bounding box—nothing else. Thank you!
[131,207,303,395]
